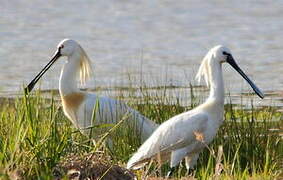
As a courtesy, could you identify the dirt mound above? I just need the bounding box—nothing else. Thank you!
[53,153,135,180]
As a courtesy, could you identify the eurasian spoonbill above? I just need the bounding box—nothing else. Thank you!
[25,39,158,141]
[127,45,264,176]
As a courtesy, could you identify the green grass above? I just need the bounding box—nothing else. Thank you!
[0,85,282,179]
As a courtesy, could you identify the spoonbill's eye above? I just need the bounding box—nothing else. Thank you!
[58,45,64,51]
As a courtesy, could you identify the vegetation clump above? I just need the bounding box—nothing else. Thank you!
[0,85,282,179]
[53,152,134,180]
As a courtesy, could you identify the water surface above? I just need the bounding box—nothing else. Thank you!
[1,0,283,106]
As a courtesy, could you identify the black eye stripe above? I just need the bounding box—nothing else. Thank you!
[223,51,231,56]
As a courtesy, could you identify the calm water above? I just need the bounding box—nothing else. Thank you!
[1,1,283,104]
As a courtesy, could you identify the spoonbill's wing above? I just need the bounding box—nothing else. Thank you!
[127,111,208,169]
[78,93,158,140]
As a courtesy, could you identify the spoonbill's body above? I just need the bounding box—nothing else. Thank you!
[127,45,264,175]
[25,39,158,141]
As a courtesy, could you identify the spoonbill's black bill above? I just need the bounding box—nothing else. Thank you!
[25,49,61,94]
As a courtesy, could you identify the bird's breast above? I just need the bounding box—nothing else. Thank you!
[61,92,86,119]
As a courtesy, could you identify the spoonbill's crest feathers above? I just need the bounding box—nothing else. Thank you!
[195,51,211,87]
[78,48,93,85]
[58,39,93,85]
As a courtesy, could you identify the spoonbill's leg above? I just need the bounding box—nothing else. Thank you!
[185,153,199,175]
[166,166,176,178]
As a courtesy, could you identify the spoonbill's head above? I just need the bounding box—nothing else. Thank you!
[210,45,233,63]
[58,39,81,57]
[25,39,93,94]
[196,45,264,99]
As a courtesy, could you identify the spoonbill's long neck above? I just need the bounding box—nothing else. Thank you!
[59,53,80,96]
[208,61,224,104]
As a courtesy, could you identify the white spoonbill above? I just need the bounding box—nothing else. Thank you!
[127,45,264,176]
[25,39,158,141]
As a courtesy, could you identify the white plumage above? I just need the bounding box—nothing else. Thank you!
[127,45,264,171]
[26,39,158,141]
